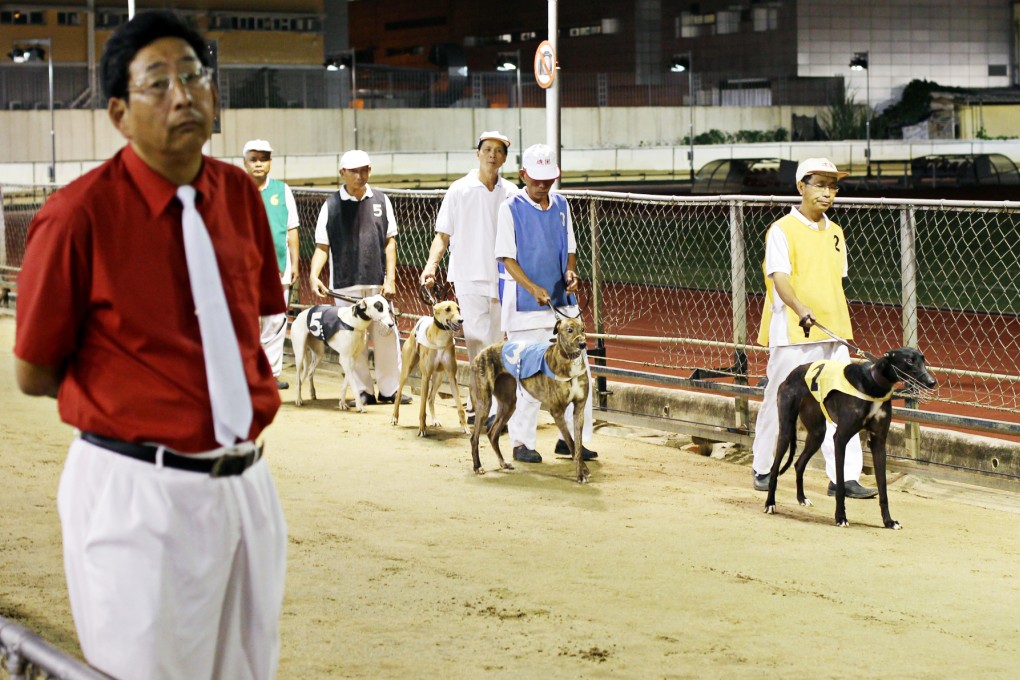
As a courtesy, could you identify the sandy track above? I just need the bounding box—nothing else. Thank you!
[2,316,1019,679]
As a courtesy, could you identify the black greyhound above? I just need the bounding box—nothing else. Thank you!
[764,347,937,529]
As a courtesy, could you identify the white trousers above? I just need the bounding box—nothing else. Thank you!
[58,438,288,680]
[259,284,290,377]
[751,341,864,483]
[332,285,401,397]
[506,327,594,450]
[456,290,502,415]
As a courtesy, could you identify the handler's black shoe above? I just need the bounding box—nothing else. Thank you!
[346,391,377,408]
[275,379,290,390]
[377,392,411,405]
[512,446,542,463]
[827,480,879,499]
[554,439,598,460]
[753,472,770,492]
[467,412,476,425]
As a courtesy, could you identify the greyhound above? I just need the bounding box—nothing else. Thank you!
[764,346,937,529]
[391,300,468,437]
[290,295,395,412]
[469,317,591,483]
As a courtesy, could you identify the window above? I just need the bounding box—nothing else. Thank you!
[1,10,44,25]
[753,5,779,31]
[988,65,1007,77]
[57,11,81,26]
[716,10,739,35]
[209,13,321,32]
[97,11,128,29]
[519,31,537,41]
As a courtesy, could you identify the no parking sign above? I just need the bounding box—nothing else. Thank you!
[534,40,556,89]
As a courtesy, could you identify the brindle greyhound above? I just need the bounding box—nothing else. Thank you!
[764,347,937,529]
[390,300,468,437]
[469,317,591,483]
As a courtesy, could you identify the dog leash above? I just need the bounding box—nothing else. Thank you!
[324,290,402,318]
[547,301,581,320]
[801,317,880,362]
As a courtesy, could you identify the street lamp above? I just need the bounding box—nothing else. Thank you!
[9,38,55,183]
[495,50,523,169]
[850,51,871,177]
[671,53,695,183]
[325,49,358,149]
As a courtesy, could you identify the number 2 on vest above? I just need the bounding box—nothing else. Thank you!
[809,363,824,393]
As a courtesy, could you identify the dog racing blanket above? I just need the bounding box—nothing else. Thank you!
[307,305,355,343]
[501,340,579,382]
[805,360,893,423]
[413,317,453,350]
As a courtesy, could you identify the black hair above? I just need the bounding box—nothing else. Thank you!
[100,10,208,101]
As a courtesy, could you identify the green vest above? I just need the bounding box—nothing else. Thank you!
[260,178,290,272]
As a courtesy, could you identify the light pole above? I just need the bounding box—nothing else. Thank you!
[10,38,55,183]
[325,49,358,149]
[850,51,871,177]
[671,53,695,183]
[496,50,523,169]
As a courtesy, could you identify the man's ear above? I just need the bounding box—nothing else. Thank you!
[108,97,131,140]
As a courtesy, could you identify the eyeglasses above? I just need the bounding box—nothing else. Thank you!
[129,66,214,100]
[804,181,840,192]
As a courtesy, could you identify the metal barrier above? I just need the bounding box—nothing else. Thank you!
[4,184,1019,430]
[0,615,111,680]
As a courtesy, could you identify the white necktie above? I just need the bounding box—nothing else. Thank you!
[178,185,253,446]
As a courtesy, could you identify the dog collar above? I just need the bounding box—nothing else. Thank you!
[868,363,895,392]
[433,319,449,331]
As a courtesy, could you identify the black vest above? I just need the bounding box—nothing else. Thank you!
[324,190,389,289]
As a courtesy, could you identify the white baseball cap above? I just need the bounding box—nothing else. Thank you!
[795,157,849,183]
[340,149,372,170]
[242,139,273,154]
[522,143,560,181]
[478,130,511,148]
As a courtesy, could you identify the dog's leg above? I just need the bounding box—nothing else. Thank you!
[427,367,444,429]
[418,364,434,437]
[870,405,900,529]
[470,364,504,473]
[338,356,363,412]
[831,426,854,527]
[392,341,420,427]
[488,373,517,471]
[446,364,469,435]
[789,397,824,510]
[571,392,589,484]
[766,384,802,514]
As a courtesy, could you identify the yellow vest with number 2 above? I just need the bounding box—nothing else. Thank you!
[805,360,893,423]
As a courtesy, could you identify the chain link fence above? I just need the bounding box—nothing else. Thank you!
[3,183,1018,417]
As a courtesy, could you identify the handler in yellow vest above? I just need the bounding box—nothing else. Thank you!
[750,158,878,499]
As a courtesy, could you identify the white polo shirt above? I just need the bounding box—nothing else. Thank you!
[436,169,518,298]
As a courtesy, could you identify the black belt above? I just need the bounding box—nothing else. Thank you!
[81,432,262,477]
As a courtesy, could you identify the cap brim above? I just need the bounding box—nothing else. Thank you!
[524,168,560,181]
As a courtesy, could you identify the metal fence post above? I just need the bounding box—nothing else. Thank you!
[589,196,608,409]
[901,206,921,459]
[729,200,749,431]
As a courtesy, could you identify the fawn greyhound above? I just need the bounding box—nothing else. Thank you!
[469,317,591,483]
[764,346,936,529]
[390,300,468,437]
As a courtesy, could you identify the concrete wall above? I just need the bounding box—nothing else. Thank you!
[2,106,1018,185]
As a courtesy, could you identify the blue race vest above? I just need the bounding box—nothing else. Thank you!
[498,193,574,312]
[501,341,555,380]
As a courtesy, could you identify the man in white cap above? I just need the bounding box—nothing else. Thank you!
[494,143,596,464]
[751,157,876,499]
[243,138,300,390]
[420,130,518,425]
[309,149,408,405]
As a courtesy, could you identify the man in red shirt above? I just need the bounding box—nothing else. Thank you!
[14,10,287,680]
